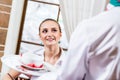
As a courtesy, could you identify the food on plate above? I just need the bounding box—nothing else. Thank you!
[20,51,44,68]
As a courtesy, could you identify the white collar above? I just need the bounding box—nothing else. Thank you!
[106,3,115,10]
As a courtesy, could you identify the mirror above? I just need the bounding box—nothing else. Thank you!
[18,0,68,54]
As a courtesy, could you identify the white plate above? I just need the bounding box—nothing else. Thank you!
[1,55,56,76]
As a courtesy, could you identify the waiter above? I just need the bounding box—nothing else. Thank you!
[56,0,120,80]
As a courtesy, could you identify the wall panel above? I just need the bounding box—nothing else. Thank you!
[0,0,12,5]
[0,5,11,13]
[0,13,10,28]
[0,0,12,73]
[0,30,7,45]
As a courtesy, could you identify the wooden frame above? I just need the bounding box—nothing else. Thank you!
[16,0,62,55]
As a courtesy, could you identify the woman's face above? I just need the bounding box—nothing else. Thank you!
[39,20,62,46]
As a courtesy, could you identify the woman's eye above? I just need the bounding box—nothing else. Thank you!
[42,29,47,33]
[52,29,57,32]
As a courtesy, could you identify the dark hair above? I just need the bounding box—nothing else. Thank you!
[39,18,62,34]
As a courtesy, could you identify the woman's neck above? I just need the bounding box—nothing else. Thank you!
[44,45,61,65]
[45,44,60,55]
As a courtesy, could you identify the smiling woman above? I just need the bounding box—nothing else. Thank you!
[1,0,68,79]
[0,0,68,79]
[1,18,67,80]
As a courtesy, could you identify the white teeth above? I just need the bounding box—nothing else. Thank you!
[47,38,54,41]
[46,37,55,41]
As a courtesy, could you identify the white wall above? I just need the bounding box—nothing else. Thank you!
[1,0,25,78]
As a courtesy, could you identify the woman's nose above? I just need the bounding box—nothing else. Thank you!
[47,31,53,36]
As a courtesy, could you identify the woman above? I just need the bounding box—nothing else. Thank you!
[2,18,66,80]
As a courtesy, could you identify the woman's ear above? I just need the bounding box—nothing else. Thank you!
[60,32,62,37]
[38,34,41,39]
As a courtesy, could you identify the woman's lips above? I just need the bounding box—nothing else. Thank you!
[47,38,54,42]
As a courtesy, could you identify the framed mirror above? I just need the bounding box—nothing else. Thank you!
[17,0,68,54]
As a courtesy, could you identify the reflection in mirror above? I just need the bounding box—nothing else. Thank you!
[19,0,68,54]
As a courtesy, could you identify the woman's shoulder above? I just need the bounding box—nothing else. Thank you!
[61,48,67,55]
[58,48,67,61]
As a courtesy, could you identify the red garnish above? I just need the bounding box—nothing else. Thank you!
[39,64,43,68]
[26,63,43,68]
